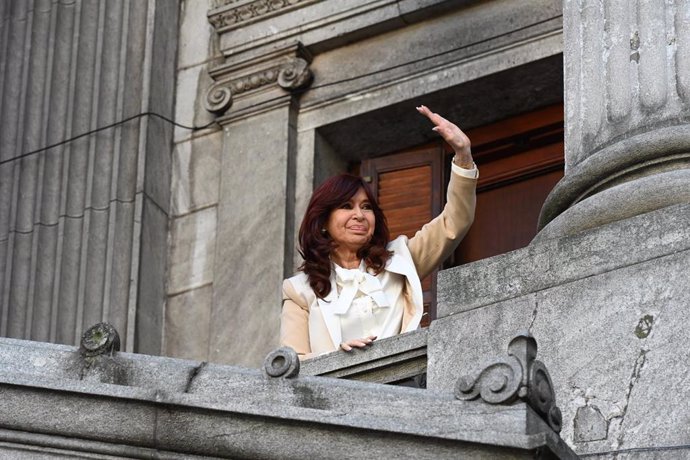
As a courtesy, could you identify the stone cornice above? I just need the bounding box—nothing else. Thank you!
[208,0,320,33]
[208,0,454,61]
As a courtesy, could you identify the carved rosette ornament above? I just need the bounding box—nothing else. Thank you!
[204,57,312,115]
[80,322,121,357]
[263,346,300,378]
[455,333,563,433]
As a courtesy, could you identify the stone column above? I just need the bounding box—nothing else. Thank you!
[537,0,690,240]
[0,0,178,353]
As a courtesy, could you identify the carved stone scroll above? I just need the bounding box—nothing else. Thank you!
[277,57,312,90]
[455,333,563,433]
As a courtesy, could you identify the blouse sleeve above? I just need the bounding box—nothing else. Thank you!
[406,168,477,280]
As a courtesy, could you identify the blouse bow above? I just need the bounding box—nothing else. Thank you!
[331,265,391,314]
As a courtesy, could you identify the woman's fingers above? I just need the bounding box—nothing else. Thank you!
[416,105,472,161]
[340,336,377,352]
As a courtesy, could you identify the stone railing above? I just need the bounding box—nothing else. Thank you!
[0,326,578,459]
[300,329,427,386]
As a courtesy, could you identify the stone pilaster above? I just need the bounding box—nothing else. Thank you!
[537,0,690,240]
[203,43,312,366]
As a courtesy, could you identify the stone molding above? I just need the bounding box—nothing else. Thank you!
[537,125,690,231]
[208,0,319,32]
[204,43,313,120]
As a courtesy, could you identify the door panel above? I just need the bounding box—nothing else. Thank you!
[360,146,444,327]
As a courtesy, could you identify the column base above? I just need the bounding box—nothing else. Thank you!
[535,125,690,242]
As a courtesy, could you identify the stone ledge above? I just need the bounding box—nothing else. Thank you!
[300,329,427,384]
[438,202,690,318]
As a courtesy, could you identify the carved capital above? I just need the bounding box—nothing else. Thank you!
[277,57,312,90]
[204,50,312,117]
[455,333,562,433]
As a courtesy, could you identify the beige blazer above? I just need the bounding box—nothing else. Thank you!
[281,171,477,359]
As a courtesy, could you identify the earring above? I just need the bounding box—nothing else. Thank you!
[321,228,327,234]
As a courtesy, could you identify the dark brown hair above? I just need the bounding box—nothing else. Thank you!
[298,174,391,299]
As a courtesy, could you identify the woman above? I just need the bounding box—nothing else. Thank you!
[281,106,477,359]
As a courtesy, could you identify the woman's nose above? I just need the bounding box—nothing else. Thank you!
[352,207,364,219]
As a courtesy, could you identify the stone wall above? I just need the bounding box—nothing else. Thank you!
[429,203,690,458]
[165,0,223,361]
[427,1,690,456]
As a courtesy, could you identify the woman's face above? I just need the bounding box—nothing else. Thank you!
[326,187,376,252]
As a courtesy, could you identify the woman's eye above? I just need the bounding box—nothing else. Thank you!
[339,203,352,209]
[362,203,373,210]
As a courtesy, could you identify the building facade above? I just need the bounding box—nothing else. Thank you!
[2,0,690,457]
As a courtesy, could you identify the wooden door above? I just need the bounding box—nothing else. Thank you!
[360,145,444,327]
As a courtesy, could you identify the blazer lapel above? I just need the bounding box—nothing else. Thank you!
[316,275,342,347]
[386,237,424,330]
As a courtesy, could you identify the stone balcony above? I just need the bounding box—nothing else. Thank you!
[0,327,576,459]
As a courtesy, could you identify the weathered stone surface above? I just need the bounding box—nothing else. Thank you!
[574,406,608,442]
[135,197,169,356]
[165,285,213,361]
[171,133,222,216]
[428,205,690,457]
[173,63,219,144]
[168,206,217,294]
[210,107,295,366]
[0,336,577,459]
[438,203,690,318]
[178,0,215,69]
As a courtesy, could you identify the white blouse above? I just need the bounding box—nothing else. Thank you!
[332,261,405,343]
